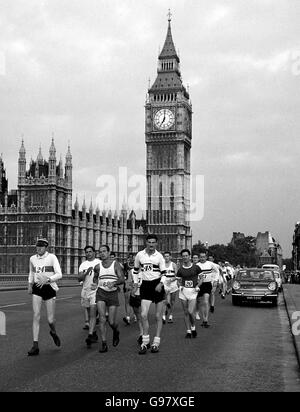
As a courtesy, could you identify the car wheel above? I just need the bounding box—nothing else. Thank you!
[232,296,240,306]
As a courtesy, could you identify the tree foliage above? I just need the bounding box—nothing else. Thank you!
[192,236,257,267]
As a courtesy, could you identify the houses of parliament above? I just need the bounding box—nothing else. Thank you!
[0,15,192,275]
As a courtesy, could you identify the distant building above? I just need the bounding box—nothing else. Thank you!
[230,232,245,246]
[255,231,283,268]
[292,222,300,271]
[0,140,146,275]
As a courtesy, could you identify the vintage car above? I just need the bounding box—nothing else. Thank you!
[232,268,278,306]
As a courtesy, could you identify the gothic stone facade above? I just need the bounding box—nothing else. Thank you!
[0,141,146,275]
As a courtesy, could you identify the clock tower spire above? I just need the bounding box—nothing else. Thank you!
[145,13,192,256]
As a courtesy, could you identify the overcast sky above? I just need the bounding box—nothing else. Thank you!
[0,0,299,257]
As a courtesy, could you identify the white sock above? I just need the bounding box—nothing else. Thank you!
[187,330,191,334]
[142,335,150,345]
[191,325,196,331]
[153,336,160,346]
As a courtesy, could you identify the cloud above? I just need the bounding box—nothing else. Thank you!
[216,50,292,74]
[205,4,233,27]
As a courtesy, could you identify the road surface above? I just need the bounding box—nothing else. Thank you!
[0,287,299,392]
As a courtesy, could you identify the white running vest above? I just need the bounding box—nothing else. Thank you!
[98,261,118,292]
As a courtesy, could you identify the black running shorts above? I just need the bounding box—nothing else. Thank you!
[198,282,213,297]
[32,283,56,301]
[140,278,165,304]
[129,295,141,308]
[96,288,119,307]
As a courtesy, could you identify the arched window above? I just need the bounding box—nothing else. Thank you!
[170,182,175,223]
[159,182,163,224]
[11,258,16,274]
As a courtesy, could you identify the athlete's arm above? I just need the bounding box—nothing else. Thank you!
[196,266,203,287]
[28,259,34,294]
[133,253,141,276]
[176,268,183,287]
[78,266,93,282]
[49,255,63,282]
[132,253,142,292]
[92,264,100,284]
[155,255,167,292]
[173,262,178,276]
[110,261,125,288]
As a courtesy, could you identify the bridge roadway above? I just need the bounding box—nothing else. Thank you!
[0,287,299,392]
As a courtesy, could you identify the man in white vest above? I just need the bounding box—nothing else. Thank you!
[27,239,62,356]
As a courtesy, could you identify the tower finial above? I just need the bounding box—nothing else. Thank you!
[167,8,172,22]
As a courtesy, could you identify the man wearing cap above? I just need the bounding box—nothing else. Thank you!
[27,238,62,356]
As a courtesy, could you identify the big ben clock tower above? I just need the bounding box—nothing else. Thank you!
[145,13,192,256]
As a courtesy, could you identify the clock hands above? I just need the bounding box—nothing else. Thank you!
[160,110,166,127]
[155,109,173,129]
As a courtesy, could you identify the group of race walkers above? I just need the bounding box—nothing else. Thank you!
[27,235,237,356]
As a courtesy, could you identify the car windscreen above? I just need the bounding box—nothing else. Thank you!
[236,270,275,281]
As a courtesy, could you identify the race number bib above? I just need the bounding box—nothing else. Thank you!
[143,264,153,273]
[35,266,45,274]
[99,280,110,287]
[184,280,193,288]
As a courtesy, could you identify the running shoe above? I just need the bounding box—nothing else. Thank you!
[185,332,192,339]
[123,316,130,326]
[210,306,215,313]
[86,335,93,348]
[138,343,149,355]
[112,329,120,347]
[168,315,173,323]
[191,329,197,338]
[151,344,159,353]
[137,335,143,345]
[201,321,210,328]
[28,346,39,356]
[221,293,225,299]
[86,332,98,347]
[50,331,61,347]
[83,323,89,330]
[91,332,98,342]
[162,315,166,324]
[99,342,108,353]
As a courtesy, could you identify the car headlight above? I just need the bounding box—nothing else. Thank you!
[268,282,277,291]
[233,281,241,290]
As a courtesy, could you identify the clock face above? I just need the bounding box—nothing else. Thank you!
[154,109,175,130]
